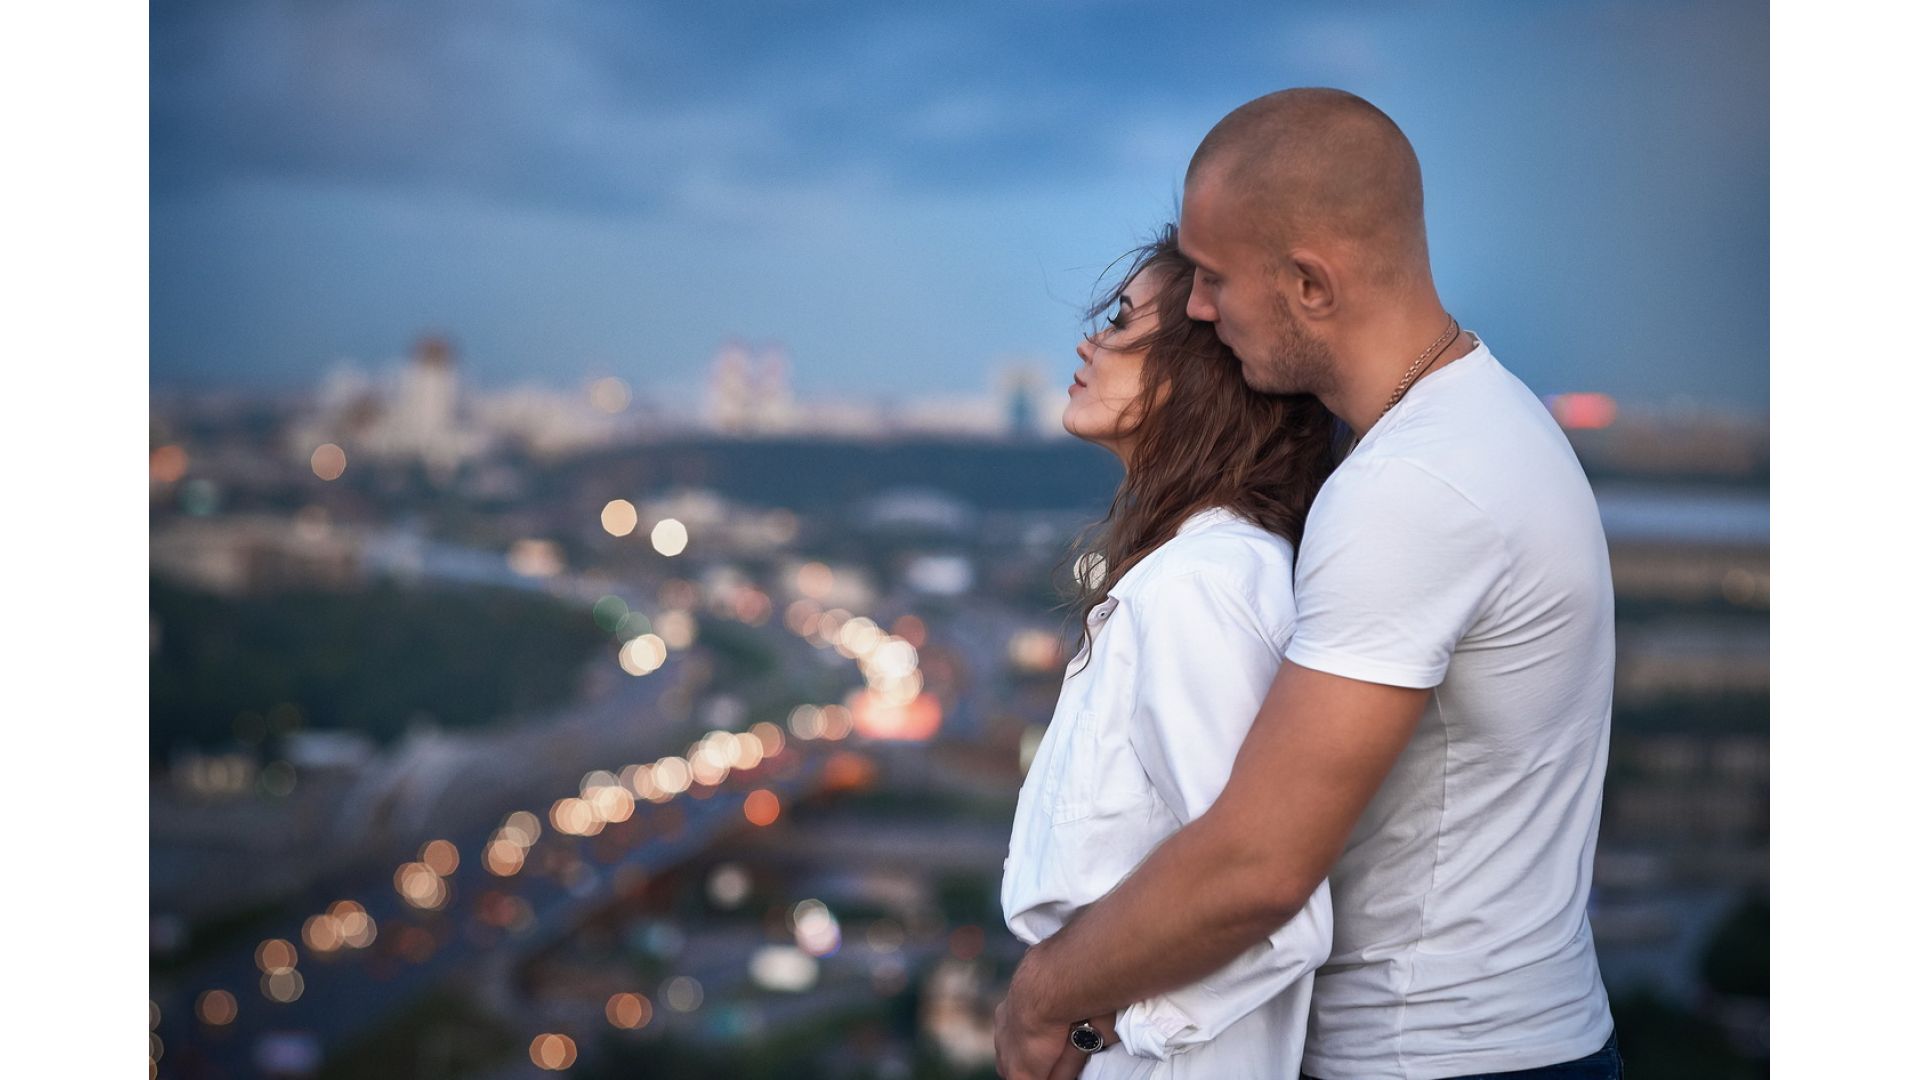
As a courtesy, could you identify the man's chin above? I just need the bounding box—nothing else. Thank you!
[1238,360,1289,395]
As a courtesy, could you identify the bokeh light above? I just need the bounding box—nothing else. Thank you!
[262,969,305,1003]
[791,899,842,957]
[732,731,765,770]
[420,839,459,876]
[664,975,704,1012]
[788,704,823,740]
[302,913,344,952]
[744,788,781,826]
[150,444,189,484]
[500,810,542,848]
[395,861,449,909]
[309,443,347,481]
[750,721,786,757]
[530,1033,579,1070]
[607,992,654,1030]
[195,989,237,1026]
[549,797,605,837]
[849,688,942,741]
[656,609,698,649]
[892,613,927,648]
[588,376,632,413]
[750,945,821,992]
[254,938,298,975]
[820,704,854,740]
[485,837,527,876]
[652,756,692,794]
[618,633,668,676]
[707,863,752,909]
[331,901,377,948]
[593,595,630,632]
[1009,628,1066,672]
[507,538,564,578]
[1550,392,1619,430]
[651,518,689,556]
[601,499,638,537]
[795,561,835,599]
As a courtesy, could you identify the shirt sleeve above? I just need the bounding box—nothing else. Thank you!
[1284,456,1509,689]
[1115,566,1333,1060]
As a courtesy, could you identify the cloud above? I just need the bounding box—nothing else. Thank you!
[153,1,1129,213]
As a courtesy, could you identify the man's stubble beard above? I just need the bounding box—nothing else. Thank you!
[1239,295,1336,397]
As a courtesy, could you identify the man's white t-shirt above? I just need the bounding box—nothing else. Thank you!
[1290,339,1615,1080]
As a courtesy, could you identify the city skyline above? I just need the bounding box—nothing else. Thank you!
[152,1,1769,409]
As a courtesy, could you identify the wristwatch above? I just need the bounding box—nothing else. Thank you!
[1068,1019,1105,1053]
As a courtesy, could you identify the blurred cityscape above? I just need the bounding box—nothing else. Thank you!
[149,338,1768,1080]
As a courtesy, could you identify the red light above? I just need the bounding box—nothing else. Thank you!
[1551,393,1617,430]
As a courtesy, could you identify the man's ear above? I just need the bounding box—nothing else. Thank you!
[1284,249,1338,319]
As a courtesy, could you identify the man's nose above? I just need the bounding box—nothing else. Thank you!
[1187,287,1216,323]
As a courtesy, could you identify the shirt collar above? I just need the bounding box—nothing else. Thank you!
[1174,506,1241,537]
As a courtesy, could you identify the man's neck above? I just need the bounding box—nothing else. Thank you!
[1323,301,1475,439]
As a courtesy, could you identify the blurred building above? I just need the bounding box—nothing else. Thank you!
[707,340,797,434]
[150,514,363,595]
[288,336,492,481]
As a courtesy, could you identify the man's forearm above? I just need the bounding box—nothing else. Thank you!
[1012,803,1308,1025]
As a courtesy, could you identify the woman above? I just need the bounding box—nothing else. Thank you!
[1001,226,1340,1078]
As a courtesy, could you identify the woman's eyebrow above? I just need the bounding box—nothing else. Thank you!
[1117,295,1136,309]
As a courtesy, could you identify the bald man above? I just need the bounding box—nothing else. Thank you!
[994,89,1619,1080]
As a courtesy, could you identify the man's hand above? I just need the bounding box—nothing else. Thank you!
[993,970,1065,1080]
[996,663,1428,1040]
[995,965,1119,1080]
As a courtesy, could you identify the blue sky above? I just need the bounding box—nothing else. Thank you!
[150,0,1767,409]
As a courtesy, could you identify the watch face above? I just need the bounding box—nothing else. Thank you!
[1070,1025,1103,1052]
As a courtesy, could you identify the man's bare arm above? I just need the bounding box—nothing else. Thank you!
[997,660,1429,1070]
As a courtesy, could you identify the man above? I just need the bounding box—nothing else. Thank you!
[995,88,1619,1080]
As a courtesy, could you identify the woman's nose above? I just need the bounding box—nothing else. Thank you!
[1075,335,1095,363]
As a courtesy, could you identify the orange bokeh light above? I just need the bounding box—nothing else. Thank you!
[606,992,654,1029]
[420,839,460,876]
[848,689,942,741]
[150,445,189,484]
[743,789,781,826]
[310,443,348,481]
[195,989,238,1026]
[530,1033,578,1070]
[254,938,297,975]
[891,614,927,648]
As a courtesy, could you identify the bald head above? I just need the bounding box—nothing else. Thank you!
[1187,88,1428,286]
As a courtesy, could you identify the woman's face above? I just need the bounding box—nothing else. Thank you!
[1063,266,1169,463]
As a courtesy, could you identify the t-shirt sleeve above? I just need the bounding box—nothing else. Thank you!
[1284,456,1508,689]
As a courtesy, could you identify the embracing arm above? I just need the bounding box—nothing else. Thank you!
[995,660,1430,1079]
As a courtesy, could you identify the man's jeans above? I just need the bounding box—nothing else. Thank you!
[1306,1032,1624,1080]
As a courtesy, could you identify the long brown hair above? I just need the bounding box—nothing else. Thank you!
[1064,224,1339,659]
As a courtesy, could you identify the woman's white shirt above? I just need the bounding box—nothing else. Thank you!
[1001,507,1333,1079]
